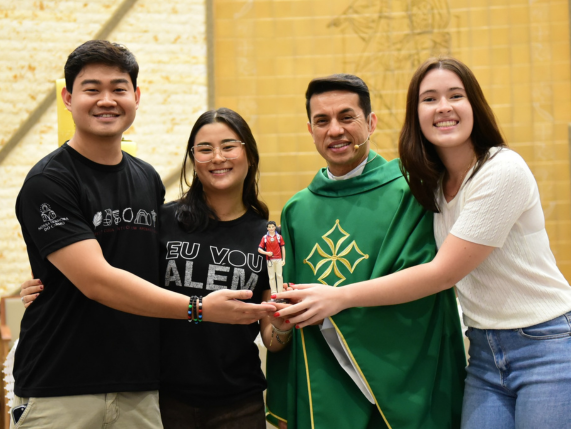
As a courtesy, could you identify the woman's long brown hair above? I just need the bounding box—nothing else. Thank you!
[399,57,506,212]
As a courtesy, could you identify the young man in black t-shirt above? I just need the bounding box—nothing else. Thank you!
[13,40,275,428]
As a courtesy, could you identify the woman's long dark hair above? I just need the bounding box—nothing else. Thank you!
[177,108,269,232]
[399,57,506,213]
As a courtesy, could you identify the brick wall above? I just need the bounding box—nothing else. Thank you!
[0,0,207,294]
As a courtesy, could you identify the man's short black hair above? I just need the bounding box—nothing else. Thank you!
[305,74,372,120]
[267,220,277,227]
[64,40,139,92]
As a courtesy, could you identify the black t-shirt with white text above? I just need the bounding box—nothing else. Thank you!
[14,143,164,397]
[159,202,270,406]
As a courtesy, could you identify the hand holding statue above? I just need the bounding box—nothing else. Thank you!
[273,284,344,328]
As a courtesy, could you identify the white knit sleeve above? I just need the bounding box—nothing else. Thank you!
[450,151,535,247]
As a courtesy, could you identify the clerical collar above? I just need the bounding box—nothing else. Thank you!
[327,156,368,181]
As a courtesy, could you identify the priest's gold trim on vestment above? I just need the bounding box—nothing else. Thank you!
[265,408,287,427]
[328,316,393,429]
[300,328,316,429]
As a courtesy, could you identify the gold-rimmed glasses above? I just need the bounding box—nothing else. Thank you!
[191,141,246,163]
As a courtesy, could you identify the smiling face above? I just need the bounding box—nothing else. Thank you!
[192,122,249,197]
[417,68,474,154]
[307,90,377,176]
[62,63,139,143]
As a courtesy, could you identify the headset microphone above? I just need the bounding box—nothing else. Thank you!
[354,113,374,149]
[354,134,370,150]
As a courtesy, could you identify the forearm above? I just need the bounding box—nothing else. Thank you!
[48,239,188,319]
[258,248,271,257]
[339,235,494,310]
[47,240,276,324]
[276,235,494,327]
[84,265,189,319]
[339,261,453,311]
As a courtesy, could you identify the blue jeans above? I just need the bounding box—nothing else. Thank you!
[461,312,571,429]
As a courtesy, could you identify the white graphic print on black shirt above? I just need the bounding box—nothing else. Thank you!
[159,202,270,406]
[164,242,263,291]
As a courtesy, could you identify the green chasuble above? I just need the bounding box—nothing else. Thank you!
[266,152,466,429]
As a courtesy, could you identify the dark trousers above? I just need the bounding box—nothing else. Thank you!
[159,391,266,429]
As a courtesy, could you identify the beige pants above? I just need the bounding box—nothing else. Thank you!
[267,259,283,294]
[10,391,162,429]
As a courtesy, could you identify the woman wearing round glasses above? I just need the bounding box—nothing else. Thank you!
[160,108,291,428]
[191,139,245,163]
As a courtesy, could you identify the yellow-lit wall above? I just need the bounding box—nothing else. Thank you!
[213,0,571,279]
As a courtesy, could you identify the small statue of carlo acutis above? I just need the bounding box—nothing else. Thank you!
[258,221,286,295]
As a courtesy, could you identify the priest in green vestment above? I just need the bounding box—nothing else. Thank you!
[265,74,466,429]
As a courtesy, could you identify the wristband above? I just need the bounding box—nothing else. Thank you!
[188,296,194,322]
[272,324,293,336]
[193,296,199,324]
[188,295,199,323]
[276,331,292,345]
[269,324,292,347]
[187,295,203,324]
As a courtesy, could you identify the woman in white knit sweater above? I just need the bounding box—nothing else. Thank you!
[275,57,571,428]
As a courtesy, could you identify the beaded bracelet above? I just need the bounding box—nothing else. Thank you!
[187,295,204,324]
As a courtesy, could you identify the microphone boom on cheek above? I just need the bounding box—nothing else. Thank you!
[354,134,370,150]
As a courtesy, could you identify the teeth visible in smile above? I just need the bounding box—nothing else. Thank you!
[96,114,118,118]
[330,142,350,148]
[435,121,457,127]
[211,169,230,174]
